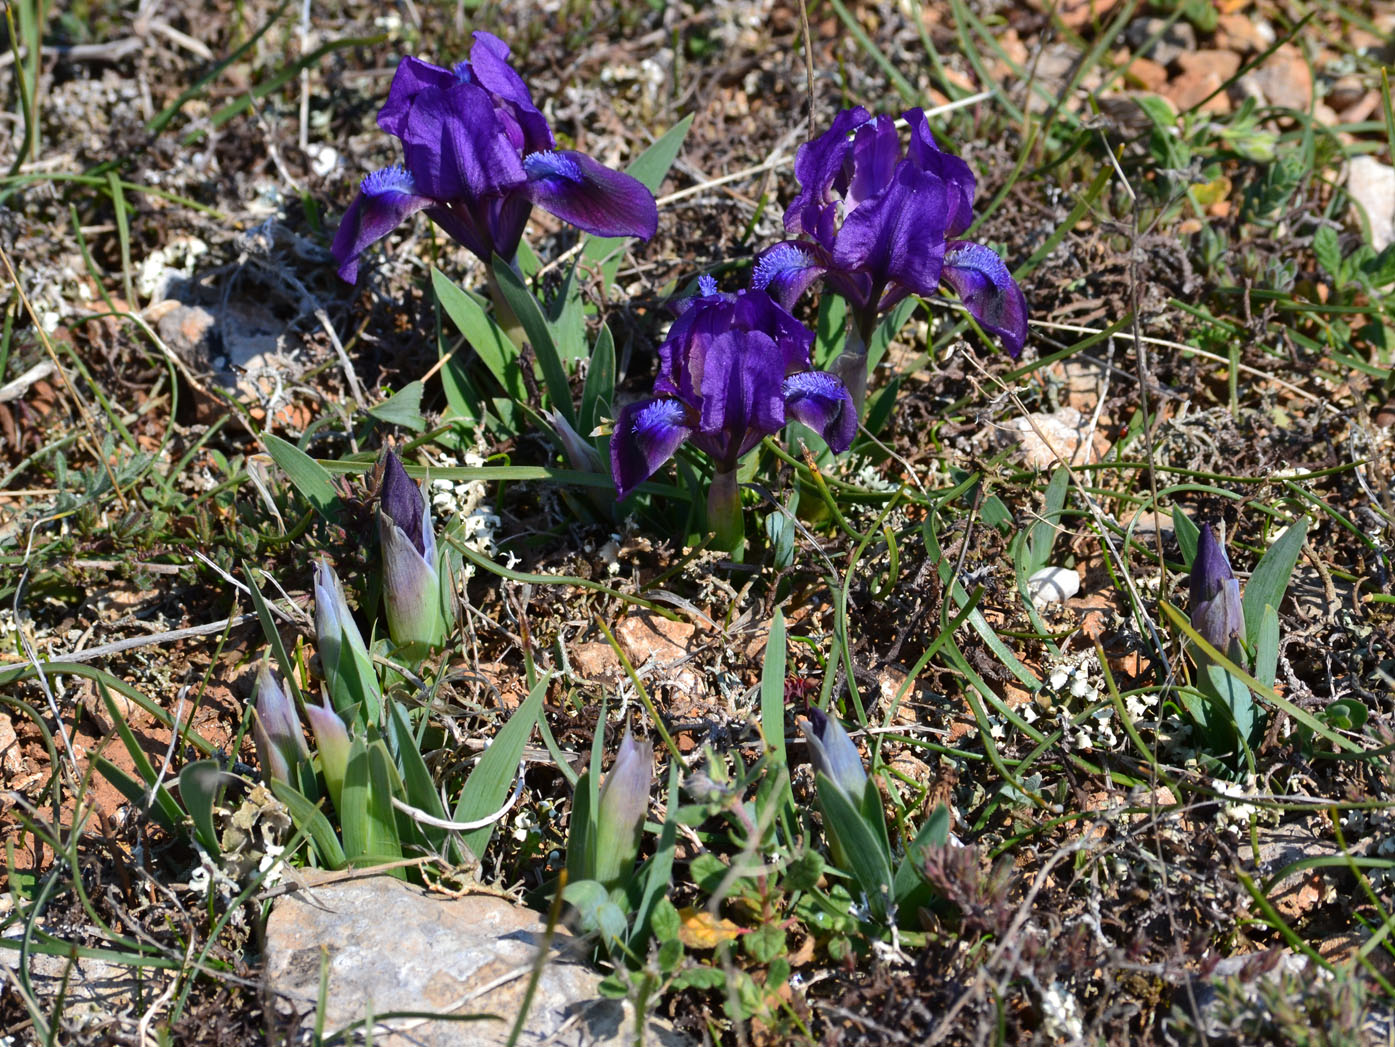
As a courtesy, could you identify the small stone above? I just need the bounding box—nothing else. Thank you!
[0,952,141,1035]
[1053,0,1121,30]
[1028,566,1082,608]
[1122,55,1169,92]
[1176,49,1242,82]
[613,613,701,693]
[154,297,297,404]
[998,27,1029,69]
[1122,510,1174,542]
[0,713,23,778]
[1124,17,1197,67]
[1348,156,1395,252]
[995,407,1111,468]
[1337,89,1383,126]
[615,613,694,665]
[1165,52,1240,114]
[1213,12,1272,54]
[263,877,692,1047]
[1327,74,1367,112]
[1240,44,1313,111]
[571,641,621,680]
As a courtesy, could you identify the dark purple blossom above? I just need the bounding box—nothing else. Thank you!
[332,33,658,282]
[609,281,856,500]
[752,107,1027,358]
[1190,525,1245,656]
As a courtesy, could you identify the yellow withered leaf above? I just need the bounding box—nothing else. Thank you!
[677,907,744,949]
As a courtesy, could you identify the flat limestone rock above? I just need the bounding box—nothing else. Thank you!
[0,949,143,1039]
[263,876,691,1046]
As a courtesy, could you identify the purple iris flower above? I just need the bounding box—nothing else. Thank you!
[609,279,856,507]
[752,107,1028,360]
[332,33,658,282]
[1190,525,1245,658]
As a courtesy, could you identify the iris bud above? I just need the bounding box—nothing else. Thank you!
[251,661,307,785]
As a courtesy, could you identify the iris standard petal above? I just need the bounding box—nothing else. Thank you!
[752,241,829,311]
[380,451,427,558]
[942,241,1029,358]
[400,80,526,201]
[845,115,901,213]
[305,696,351,811]
[786,106,871,238]
[331,167,435,283]
[1196,578,1245,653]
[832,165,949,302]
[592,730,654,888]
[465,31,553,154]
[782,370,857,453]
[611,397,694,500]
[904,108,977,237]
[465,32,533,112]
[253,662,307,784]
[740,288,816,373]
[522,150,658,241]
[255,662,307,759]
[1191,525,1235,606]
[378,56,459,139]
[597,731,653,847]
[658,291,741,404]
[313,560,347,678]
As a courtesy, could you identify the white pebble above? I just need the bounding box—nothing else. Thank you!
[1028,566,1080,608]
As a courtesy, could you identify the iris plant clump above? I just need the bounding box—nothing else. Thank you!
[330,36,1031,550]
[332,31,657,282]
[610,278,855,547]
[754,107,1028,405]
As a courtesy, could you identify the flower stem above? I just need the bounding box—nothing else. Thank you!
[484,266,526,349]
[707,468,745,553]
[830,314,871,416]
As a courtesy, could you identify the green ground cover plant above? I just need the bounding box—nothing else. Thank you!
[1,0,1394,1043]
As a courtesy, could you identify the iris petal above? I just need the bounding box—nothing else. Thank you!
[783,370,856,453]
[378,57,459,139]
[330,167,434,283]
[522,150,658,241]
[904,108,978,237]
[692,329,787,463]
[611,398,694,500]
[846,115,901,213]
[465,32,533,112]
[752,241,829,312]
[786,106,871,238]
[1190,525,1246,652]
[942,241,1029,359]
[800,708,868,801]
[833,165,949,303]
[402,81,525,201]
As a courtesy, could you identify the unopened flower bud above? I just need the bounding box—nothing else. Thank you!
[251,661,307,785]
